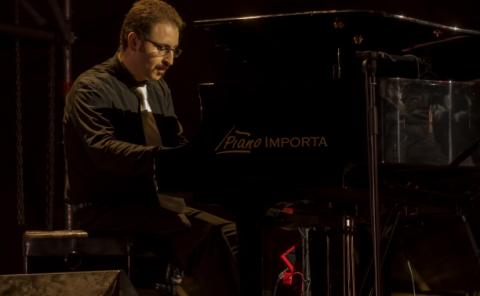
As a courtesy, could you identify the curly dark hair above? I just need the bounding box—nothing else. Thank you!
[119,0,185,50]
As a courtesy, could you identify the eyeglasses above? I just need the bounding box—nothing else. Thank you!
[143,37,182,58]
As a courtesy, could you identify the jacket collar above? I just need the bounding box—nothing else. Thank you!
[111,53,147,88]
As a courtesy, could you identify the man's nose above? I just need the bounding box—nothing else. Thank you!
[164,50,174,65]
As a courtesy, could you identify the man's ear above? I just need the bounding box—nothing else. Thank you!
[127,32,141,51]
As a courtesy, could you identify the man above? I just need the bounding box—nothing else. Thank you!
[63,1,239,295]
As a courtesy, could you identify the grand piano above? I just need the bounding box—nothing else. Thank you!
[174,10,480,296]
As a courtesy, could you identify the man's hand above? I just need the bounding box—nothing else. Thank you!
[177,213,191,227]
[158,193,186,213]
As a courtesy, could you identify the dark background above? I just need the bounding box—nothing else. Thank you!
[1,0,480,279]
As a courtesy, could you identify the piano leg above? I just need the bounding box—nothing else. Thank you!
[236,205,264,296]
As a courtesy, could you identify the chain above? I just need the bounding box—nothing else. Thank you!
[45,43,56,230]
[15,0,25,226]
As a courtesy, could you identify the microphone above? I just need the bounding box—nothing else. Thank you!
[356,50,423,63]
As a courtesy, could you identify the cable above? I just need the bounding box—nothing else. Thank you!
[407,259,417,296]
[273,269,286,296]
[273,269,306,296]
[293,272,305,296]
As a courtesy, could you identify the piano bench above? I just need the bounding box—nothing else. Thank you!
[22,230,132,276]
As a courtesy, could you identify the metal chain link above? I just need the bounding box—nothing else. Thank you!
[45,44,56,230]
[15,0,25,226]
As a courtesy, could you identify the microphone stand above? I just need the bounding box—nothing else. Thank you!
[361,52,382,296]
[357,50,421,296]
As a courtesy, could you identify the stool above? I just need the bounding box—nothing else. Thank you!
[23,204,184,294]
[22,230,132,275]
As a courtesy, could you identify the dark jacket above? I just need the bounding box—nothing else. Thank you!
[64,55,187,207]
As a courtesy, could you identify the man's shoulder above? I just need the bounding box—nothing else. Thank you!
[75,58,117,87]
[70,57,125,97]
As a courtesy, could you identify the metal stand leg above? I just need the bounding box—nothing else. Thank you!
[300,227,313,296]
[461,215,480,269]
[326,228,332,296]
[361,53,382,296]
[298,217,357,296]
[343,216,356,296]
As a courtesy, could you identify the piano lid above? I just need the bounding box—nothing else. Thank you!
[193,9,480,50]
[192,10,480,81]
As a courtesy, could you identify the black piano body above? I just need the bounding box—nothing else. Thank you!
[187,10,480,197]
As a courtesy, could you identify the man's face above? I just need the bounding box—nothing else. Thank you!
[138,22,180,81]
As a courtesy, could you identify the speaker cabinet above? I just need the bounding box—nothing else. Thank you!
[0,270,137,296]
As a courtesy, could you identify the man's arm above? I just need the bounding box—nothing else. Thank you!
[65,81,157,176]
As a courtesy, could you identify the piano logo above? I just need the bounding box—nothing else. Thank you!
[215,126,328,155]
